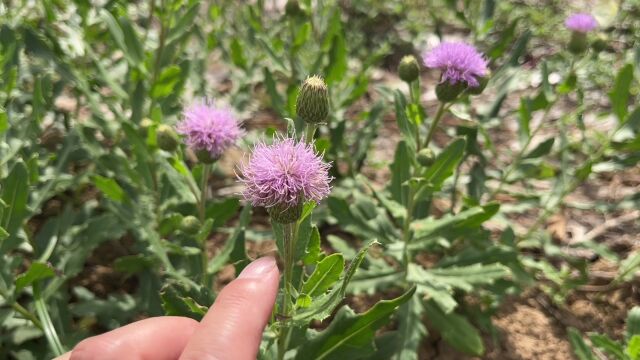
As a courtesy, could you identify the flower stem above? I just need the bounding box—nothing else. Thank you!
[0,287,43,330]
[304,123,317,144]
[199,164,211,285]
[409,79,422,151]
[424,102,446,149]
[33,282,65,356]
[278,221,298,360]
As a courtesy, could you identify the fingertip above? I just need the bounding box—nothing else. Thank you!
[180,256,279,360]
[69,317,198,360]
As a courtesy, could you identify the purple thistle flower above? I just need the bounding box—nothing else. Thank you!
[423,42,488,87]
[239,137,332,209]
[565,13,598,33]
[176,100,243,159]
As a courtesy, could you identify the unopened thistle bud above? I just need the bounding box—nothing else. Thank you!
[156,124,179,152]
[398,55,420,83]
[139,118,154,138]
[180,215,201,234]
[296,76,329,124]
[417,148,435,167]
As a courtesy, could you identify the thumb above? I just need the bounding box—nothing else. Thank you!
[180,256,280,360]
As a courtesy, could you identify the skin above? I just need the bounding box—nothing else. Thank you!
[55,256,279,360]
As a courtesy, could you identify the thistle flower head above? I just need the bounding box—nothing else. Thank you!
[565,13,598,33]
[423,42,488,87]
[176,100,243,160]
[239,137,332,212]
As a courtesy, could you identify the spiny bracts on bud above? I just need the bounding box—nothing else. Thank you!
[568,32,589,55]
[156,125,179,152]
[417,148,435,167]
[180,215,201,234]
[398,55,420,83]
[296,76,329,124]
[435,81,466,103]
[268,201,304,224]
[467,71,490,96]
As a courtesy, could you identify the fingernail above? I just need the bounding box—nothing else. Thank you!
[238,256,276,279]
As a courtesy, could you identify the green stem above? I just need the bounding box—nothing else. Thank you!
[0,287,43,330]
[199,164,211,285]
[401,187,416,280]
[198,164,210,222]
[304,123,317,144]
[33,282,65,356]
[278,221,298,360]
[423,102,447,149]
[449,157,465,213]
[408,79,422,151]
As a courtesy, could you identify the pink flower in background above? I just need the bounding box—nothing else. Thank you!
[565,13,598,33]
[239,138,332,209]
[423,42,488,87]
[177,100,243,159]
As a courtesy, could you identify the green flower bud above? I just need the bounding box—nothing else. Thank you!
[435,81,466,103]
[285,0,304,17]
[268,201,303,224]
[195,149,218,164]
[296,75,329,124]
[156,124,179,152]
[416,148,435,167]
[568,31,589,55]
[398,55,420,83]
[180,215,201,234]
[468,72,490,96]
[139,118,154,138]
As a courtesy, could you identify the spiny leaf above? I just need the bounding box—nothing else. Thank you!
[15,262,56,293]
[302,253,344,298]
[295,286,416,360]
[424,300,484,356]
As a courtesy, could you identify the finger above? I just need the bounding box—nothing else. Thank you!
[68,316,198,360]
[180,256,279,360]
[53,352,71,360]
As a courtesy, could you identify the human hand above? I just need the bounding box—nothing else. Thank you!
[55,256,279,360]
